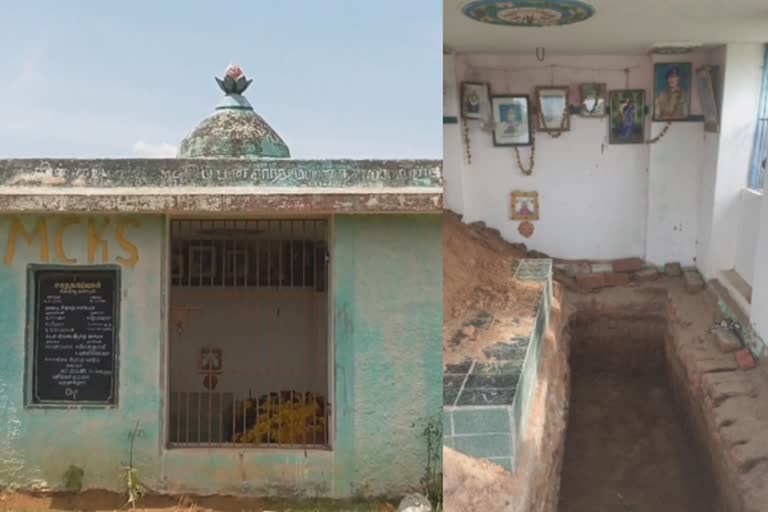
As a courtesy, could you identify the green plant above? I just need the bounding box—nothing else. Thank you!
[122,420,147,509]
[63,465,84,493]
[420,414,443,510]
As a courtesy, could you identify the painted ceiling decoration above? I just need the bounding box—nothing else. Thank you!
[462,0,596,27]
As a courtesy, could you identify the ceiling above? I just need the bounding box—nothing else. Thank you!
[444,0,768,54]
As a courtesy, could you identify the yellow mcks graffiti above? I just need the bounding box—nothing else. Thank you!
[3,217,141,267]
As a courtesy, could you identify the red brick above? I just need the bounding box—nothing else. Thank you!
[613,257,644,273]
[604,272,630,287]
[634,267,659,282]
[734,348,757,370]
[575,273,605,291]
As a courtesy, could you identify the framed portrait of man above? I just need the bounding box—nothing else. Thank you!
[653,62,692,121]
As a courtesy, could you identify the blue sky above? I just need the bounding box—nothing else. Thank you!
[0,1,442,159]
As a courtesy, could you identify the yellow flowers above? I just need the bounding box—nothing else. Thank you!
[234,391,326,445]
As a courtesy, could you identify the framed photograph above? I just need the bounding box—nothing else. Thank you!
[578,83,608,117]
[696,65,720,132]
[461,81,490,120]
[199,347,222,372]
[491,95,532,146]
[609,89,646,144]
[653,62,692,121]
[534,86,570,132]
[510,191,540,221]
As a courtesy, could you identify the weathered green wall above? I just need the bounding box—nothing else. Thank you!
[0,213,442,498]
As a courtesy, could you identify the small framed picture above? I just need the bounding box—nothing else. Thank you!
[534,86,570,132]
[199,347,223,372]
[578,83,608,117]
[510,191,540,221]
[696,65,719,132]
[492,95,532,146]
[653,62,692,121]
[461,81,490,120]
[609,89,646,144]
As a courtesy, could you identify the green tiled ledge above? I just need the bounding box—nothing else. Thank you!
[444,258,553,472]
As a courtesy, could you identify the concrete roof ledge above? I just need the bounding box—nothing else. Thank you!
[0,159,443,214]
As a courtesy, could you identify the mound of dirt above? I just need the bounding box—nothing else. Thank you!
[443,211,543,365]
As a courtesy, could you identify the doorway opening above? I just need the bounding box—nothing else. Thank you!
[166,218,330,449]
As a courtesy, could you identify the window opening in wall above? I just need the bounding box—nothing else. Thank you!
[749,44,768,191]
[167,219,330,448]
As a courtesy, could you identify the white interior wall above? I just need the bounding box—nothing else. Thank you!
[645,52,712,266]
[169,288,328,398]
[700,44,765,279]
[444,54,466,215]
[750,189,768,357]
[735,189,763,285]
[455,54,651,260]
[449,53,720,262]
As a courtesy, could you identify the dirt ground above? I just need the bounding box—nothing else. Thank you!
[443,211,542,365]
[0,490,397,512]
[559,305,717,512]
[442,212,768,512]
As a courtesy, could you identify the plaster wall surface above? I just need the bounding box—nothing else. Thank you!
[700,44,765,279]
[443,54,466,215]
[750,189,768,356]
[0,213,442,498]
[696,48,727,276]
[168,288,327,398]
[447,53,720,262]
[735,189,763,286]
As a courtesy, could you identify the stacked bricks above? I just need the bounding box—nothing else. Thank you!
[557,258,695,292]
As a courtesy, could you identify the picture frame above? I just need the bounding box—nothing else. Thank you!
[609,89,646,144]
[510,191,540,221]
[578,83,608,117]
[491,95,532,146]
[696,65,720,132]
[461,81,491,120]
[534,86,571,132]
[199,347,223,372]
[653,62,692,121]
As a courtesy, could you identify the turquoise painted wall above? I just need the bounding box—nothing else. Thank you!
[0,213,442,498]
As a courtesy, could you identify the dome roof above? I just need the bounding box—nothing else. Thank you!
[178,65,290,159]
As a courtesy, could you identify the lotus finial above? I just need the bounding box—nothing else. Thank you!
[215,64,253,95]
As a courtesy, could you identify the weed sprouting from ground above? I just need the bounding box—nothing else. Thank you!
[122,420,147,509]
[421,414,443,510]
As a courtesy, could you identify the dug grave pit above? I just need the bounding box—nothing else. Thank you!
[558,305,717,512]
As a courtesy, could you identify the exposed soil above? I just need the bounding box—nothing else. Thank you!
[0,490,395,512]
[558,311,716,512]
[443,211,542,365]
[442,212,768,512]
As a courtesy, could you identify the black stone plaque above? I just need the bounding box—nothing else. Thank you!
[29,267,120,406]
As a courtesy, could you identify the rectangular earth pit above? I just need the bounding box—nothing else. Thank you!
[558,309,717,512]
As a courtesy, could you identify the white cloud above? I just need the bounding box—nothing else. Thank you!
[132,140,178,158]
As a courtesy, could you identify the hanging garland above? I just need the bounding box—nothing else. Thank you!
[536,97,570,139]
[646,121,672,144]
[463,117,472,164]
[514,139,536,176]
